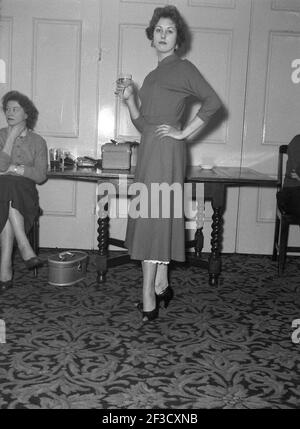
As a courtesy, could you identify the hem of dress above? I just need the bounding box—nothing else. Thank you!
[127,252,185,263]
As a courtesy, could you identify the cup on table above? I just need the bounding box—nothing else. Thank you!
[115,72,132,98]
[59,149,68,170]
[49,148,60,170]
[49,148,66,170]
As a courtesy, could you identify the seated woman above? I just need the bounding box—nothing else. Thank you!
[277,135,300,217]
[0,90,48,293]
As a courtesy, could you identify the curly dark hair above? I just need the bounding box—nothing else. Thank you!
[2,90,39,130]
[146,5,187,48]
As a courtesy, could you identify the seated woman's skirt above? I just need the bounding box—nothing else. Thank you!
[277,186,300,217]
[0,175,39,234]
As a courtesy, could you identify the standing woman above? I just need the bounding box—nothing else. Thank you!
[121,5,222,322]
[0,91,48,293]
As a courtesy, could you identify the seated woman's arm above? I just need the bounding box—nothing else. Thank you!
[0,132,48,184]
[23,139,48,184]
[0,127,15,171]
[0,152,10,172]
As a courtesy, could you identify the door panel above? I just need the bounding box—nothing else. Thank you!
[237,0,300,253]
[0,0,100,249]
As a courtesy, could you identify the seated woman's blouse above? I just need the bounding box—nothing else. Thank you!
[0,127,48,184]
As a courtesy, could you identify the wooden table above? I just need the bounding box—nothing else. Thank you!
[48,165,277,285]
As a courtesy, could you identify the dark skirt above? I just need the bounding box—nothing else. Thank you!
[124,124,186,262]
[277,186,300,217]
[0,175,39,234]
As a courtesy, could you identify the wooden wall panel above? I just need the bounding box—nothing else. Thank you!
[189,0,236,8]
[32,19,82,137]
[263,31,300,145]
[40,181,77,217]
[121,0,167,4]
[116,24,157,139]
[186,27,232,146]
[0,17,13,124]
[271,0,300,12]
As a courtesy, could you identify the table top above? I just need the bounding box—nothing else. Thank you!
[47,165,277,186]
[187,166,277,186]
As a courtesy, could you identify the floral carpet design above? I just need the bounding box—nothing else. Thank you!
[0,250,300,409]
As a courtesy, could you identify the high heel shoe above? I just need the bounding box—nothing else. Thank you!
[0,279,13,293]
[23,256,44,270]
[155,285,174,309]
[136,302,159,322]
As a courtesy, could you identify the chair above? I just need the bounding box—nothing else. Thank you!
[27,208,43,277]
[272,144,300,275]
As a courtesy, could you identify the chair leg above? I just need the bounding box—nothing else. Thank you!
[33,218,39,278]
[272,215,280,261]
[278,219,289,276]
[28,217,39,277]
[32,219,39,254]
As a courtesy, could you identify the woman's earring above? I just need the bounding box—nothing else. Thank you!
[151,40,154,47]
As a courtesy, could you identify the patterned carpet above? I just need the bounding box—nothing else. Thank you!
[0,249,300,409]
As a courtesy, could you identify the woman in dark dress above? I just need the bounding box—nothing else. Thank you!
[120,6,222,322]
[0,91,48,293]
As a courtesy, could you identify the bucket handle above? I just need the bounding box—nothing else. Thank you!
[58,251,75,260]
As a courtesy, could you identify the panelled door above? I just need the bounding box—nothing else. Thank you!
[0,0,101,249]
[237,0,300,253]
[98,0,252,252]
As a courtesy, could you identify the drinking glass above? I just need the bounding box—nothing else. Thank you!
[49,148,66,170]
[115,72,132,98]
[49,148,60,170]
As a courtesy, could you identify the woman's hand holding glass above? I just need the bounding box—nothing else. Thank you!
[115,73,133,100]
[121,83,135,102]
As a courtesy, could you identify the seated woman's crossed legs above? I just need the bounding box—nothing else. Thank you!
[0,202,42,283]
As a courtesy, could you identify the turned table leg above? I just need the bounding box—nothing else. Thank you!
[209,207,223,286]
[96,196,109,283]
[207,183,225,286]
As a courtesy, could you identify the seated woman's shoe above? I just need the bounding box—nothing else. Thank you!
[136,302,159,322]
[23,256,44,270]
[155,285,174,309]
[0,279,13,293]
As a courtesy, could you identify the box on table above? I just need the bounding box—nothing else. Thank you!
[48,251,88,286]
[101,142,131,170]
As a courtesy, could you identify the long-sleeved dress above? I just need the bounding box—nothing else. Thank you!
[0,128,48,234]
[125,53,222,262]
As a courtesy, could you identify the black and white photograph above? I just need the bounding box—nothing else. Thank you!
[0,0,300,413]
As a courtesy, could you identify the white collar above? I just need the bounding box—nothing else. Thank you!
[19,128,28,138]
